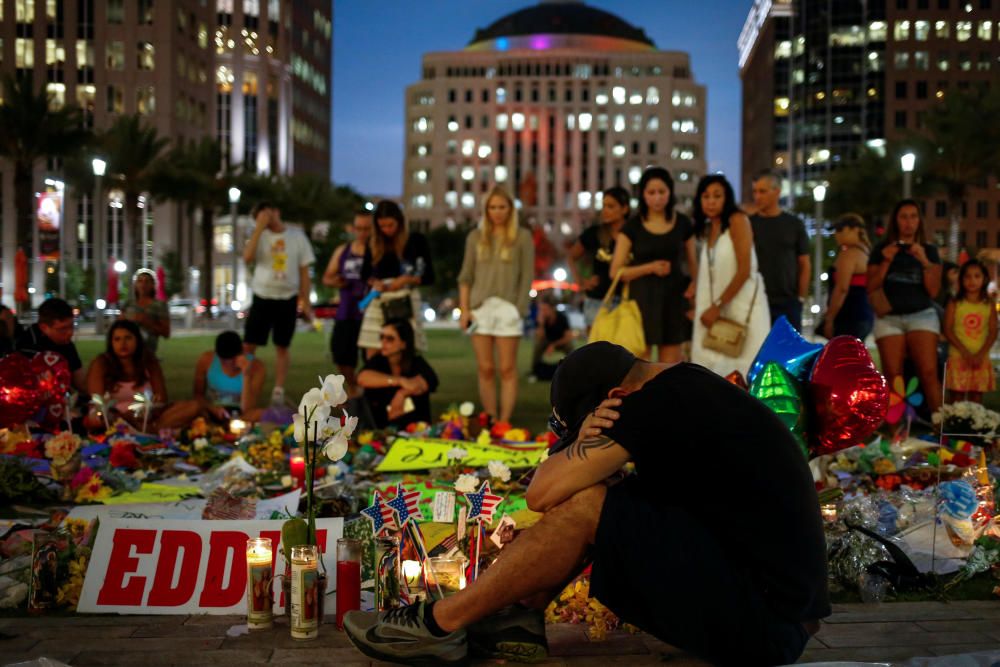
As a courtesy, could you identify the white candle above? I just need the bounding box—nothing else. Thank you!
[245,537,273,630]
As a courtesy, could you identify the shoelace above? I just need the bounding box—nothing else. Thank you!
[383,603,422,630]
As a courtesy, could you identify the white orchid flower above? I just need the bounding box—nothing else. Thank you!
[319,374,348,408]
[446,447,468,461]
[459,401,475,417]
[323,430,350,462]
[292,413,307,444]
[487,460,511,483]
[455,473,479,494]
[340,410,359,439]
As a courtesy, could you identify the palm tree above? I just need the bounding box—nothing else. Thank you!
[100,114,168,275]
[909,85,1000,260]
[152,137,229,302]
[0,74,90,306]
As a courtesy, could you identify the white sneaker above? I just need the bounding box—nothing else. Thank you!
[270,387,285,406]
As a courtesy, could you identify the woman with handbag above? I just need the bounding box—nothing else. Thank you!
[608,167,697,362]
[567,186,630,331]
[457,185,534,423]
[690,175,770,376]
[866,199,943,412]
[358,200,435,357]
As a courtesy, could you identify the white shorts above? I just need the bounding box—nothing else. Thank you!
[472,297,523,338]
[873,306,940,339]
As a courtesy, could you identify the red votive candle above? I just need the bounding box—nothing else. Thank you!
[336,537,362,629]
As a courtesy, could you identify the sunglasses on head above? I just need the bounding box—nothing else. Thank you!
[548,412,567,438]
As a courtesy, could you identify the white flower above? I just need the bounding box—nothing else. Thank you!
[193,437,208,451]
[340,411,359,439]
[459,401,475,417]
[487,460,511,483]
[292,413,309,444]
[319,374,348,408]
[446,447,468,461]
[455,473,479,494]
[323,430,350,462]
[298,388,331,422]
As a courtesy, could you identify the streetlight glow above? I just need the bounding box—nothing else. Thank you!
[228,187,241,204]
[113,260,127,273]
[813,184,827,202]
[553,267,568,282]
[900,152,916,173]
[92,158,106,176]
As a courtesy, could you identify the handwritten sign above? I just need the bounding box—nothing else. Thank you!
[376,438,546,472]
[101,483,202,505]
[78,517,342,614]
[67,490,301,523]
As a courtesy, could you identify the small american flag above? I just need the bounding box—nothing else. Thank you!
[387,483,424,526]
[361,489,397,535]
[465,481,502,524]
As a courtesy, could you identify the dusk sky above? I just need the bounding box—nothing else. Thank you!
[332,0,750,198]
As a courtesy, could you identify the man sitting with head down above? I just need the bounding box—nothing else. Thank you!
[344,342,830,666]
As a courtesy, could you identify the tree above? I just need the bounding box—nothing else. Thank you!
[0,74,90,308]
[822,148,905,232]
[908,85,1000,259]
[100,114,168,275]
[152,137,228,302]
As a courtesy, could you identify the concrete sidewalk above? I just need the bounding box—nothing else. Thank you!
[2,601,1000,666]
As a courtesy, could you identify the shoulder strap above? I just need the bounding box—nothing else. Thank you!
[602,269,628,307]
[708,244,759,327]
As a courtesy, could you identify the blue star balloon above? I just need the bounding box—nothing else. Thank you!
[747,315,824,384]
[939,480,978,520]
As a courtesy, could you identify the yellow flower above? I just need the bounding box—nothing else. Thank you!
[357,432,373,446]
[76,477,112,503]
[63,518,90,542]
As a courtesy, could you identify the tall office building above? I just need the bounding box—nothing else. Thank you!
[403,1,706,239]
[739,0,999,246]
[0,0,331,303]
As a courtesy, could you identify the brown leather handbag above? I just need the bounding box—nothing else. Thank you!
[704,263,760,358]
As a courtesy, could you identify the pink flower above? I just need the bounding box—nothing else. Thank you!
[70,465,97,489]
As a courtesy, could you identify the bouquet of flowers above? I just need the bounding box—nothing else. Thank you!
[932,402,1000,446]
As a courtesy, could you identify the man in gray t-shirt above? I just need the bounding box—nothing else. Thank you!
[749,172,811,331]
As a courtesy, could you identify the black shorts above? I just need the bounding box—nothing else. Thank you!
[331,318,363,367]
[244,296,297,347]
[590,478,809,666]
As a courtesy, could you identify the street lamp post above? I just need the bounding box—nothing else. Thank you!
[92,158,107,334]
[901,152,916,199]
[228,187,241,322]
[812,184,827,334]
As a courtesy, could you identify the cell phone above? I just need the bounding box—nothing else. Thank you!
[465,320,478,335]
[896,242,911,248]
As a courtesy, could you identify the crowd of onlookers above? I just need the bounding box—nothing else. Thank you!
[1,171,995,433]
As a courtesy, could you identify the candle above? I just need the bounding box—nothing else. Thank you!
[820,504,838,523]
[290,449,306,489]
[374,535,401,611]
[290,545,319,641]
[401,559,423,600]
[335,538,361,629]
[245,537,273,630]
[230,418,247,436]
[425,557,466,598]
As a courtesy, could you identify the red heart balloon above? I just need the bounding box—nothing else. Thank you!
[808,336,889,457]
[0,354,45,427]
[29,352,72,428]
[724,370,748,390]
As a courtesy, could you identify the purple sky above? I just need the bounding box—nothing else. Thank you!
[332,0,750,198]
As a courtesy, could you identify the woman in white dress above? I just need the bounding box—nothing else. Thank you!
[690,175,771,376]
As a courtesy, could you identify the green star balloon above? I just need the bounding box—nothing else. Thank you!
[749,360,809,457]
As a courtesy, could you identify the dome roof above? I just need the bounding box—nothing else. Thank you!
[468,1,655,48]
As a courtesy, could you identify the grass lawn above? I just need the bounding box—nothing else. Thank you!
[76,327,555,432]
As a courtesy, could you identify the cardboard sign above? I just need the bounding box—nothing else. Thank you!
[78,517,342,615]
[67,490,301,523]
[376,438,546,472]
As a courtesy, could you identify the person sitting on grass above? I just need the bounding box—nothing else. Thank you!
[530,296,574,381]
[184,330,267,423]
[119,268,170,355]
[343,342,829,666]
[84,320,179,431]
[15,297,87,392]
[357,319,438,429]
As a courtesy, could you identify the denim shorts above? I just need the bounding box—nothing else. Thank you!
[873,306,940,339]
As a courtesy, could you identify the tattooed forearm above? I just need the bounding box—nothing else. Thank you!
[565,434,616,460]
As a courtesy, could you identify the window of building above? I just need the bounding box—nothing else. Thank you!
[613,114,625,132]
[646,86,659,104]
[646,116,658,131]
[938,52,950,70]
[612,143,626,158]
[108,0,124,24]
[139,0,154,24]
[895,81,908,98]
[869,21,887,41]
[977,230,987,248]
[612,86,626,104]
[447,89,456,103]
[481,89,489,103]
[935,20,950,38]
[957,21,973,41]
[446,115,458,132]
[935,200,947,217]
[775,40,792,58]
[916,80,928,98]
[896,0,908,8]
[914,51,930,69]
[106,41,124,70]
[496,113,508,130]
[106,84,124,113]
[831,25,866,46]
[895,110,907,128]
[464,115,473,129]
[978,21,993,41]
[918,0,929,7]
[496,87,506,104]
[914,21,930,41]
[137,42,155,70]
[894,52,911,69]
[511,112,525,131]
[976,201,988,218]
[959,52,972,70]
[894,20,911,40]
[465,89,473,103]
[938,0,950,8]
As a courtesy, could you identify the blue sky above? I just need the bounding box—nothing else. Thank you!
[332,0,750,198]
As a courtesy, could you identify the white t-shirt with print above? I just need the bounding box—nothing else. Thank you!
[250,226,316,299]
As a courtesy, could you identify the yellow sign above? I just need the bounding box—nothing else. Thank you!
[376,438,546,472]
[101,483,202,505]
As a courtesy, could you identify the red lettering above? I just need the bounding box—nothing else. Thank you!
[147,530,202,606]
[96,529,156,606]
[198,531,248,607]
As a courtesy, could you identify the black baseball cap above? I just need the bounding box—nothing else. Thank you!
[548,342,637,454]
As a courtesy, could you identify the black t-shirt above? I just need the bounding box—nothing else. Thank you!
[604,363,831,622]
[15,324,83,372]
[578,225,616,299]
[543,311,570,343]
[364,233,436,287]
[868,241,940,315]
[750,212,809,303]
[362,354,439,429]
